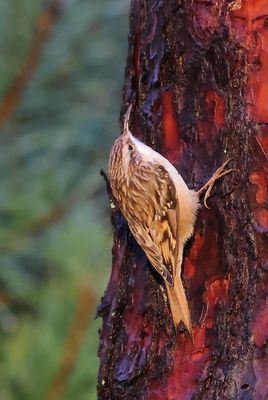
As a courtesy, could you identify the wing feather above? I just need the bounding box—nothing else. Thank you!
[128,221,174,286]
[125,163,180,286]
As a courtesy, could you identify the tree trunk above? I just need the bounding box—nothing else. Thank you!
[98,1,268,399]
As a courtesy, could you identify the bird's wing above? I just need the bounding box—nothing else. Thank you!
[128,163,180,286]
[128,221,174,285]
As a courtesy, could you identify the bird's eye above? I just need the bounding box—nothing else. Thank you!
[128,144,133,151]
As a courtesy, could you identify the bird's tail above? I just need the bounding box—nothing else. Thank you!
[165,274,192,336]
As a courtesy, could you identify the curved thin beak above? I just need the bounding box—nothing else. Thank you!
[123,104,132,136]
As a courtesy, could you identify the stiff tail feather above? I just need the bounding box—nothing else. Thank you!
[165,275,192,336]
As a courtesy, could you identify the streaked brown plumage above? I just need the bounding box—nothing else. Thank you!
[108,105,233,335]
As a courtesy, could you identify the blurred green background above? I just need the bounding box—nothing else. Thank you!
[0,0,129,399]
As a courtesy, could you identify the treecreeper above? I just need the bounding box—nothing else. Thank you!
[108,105,234,335]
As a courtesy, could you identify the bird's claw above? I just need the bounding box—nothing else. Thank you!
[197,158,235,208]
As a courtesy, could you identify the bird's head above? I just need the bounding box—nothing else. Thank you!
[120,104,138,167]
[108,105,140,176]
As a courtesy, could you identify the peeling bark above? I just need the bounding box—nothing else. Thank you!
[98,1,268,399]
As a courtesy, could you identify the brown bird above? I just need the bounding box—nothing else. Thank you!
[108,105,233,335]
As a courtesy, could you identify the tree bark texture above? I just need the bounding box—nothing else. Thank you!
[98,1,268,399]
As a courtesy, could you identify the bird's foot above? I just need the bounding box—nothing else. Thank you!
[197,158,235,208]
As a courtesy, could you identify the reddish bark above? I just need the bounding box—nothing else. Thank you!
[98,1,268,399]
